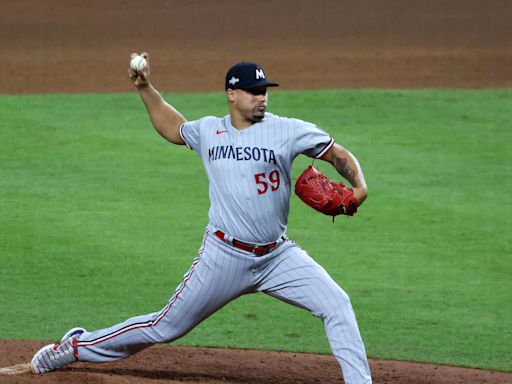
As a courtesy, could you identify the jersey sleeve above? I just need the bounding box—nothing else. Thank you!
[179,119,201,152]
[293,119,334,159]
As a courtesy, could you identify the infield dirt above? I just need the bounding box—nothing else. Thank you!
[1,1,511,383]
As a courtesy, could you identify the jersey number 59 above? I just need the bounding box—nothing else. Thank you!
[255,170,280,195]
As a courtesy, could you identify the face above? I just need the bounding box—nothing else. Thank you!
[227,87,268,123]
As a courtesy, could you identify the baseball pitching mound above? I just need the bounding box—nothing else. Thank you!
[1,340,510,384]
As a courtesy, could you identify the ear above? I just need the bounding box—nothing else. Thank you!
[226,89,236,102]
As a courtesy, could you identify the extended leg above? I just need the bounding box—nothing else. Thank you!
[76,232,254,362]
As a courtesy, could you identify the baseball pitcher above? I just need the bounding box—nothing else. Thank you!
[31,53,372,384]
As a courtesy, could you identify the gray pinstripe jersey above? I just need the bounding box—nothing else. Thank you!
[180,113,334,244]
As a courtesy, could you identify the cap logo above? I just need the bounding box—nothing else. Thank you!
[229,76,240,86]
[255,69,265,79]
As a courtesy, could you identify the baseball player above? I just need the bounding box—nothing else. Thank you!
[31,53,372,384]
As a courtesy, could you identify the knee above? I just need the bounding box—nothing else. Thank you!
[328,285,352,307]
[319,287,354,319]
[337,289,352,308]
[149,319,191,343]
[149,312,198,344]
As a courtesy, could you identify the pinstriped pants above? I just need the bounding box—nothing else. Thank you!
[76,227,372,384]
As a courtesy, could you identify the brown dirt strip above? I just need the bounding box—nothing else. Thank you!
[1,340,511,384]
[1,0,511,94]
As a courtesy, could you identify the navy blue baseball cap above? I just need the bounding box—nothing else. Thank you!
[225,62,279,90]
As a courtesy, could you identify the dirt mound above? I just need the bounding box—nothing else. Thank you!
[1,340,511,384]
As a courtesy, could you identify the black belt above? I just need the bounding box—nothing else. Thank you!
[215,230,280,256]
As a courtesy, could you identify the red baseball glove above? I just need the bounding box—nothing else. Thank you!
[295,165,357,217]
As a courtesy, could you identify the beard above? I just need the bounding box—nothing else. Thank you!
[251,105,266,121]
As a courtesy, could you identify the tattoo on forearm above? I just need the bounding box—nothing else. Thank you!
[335,157,358,187]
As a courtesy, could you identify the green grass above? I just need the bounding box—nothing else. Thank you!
[0,90,510,371]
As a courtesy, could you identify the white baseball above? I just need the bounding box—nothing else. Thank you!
[130,55,147,72]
